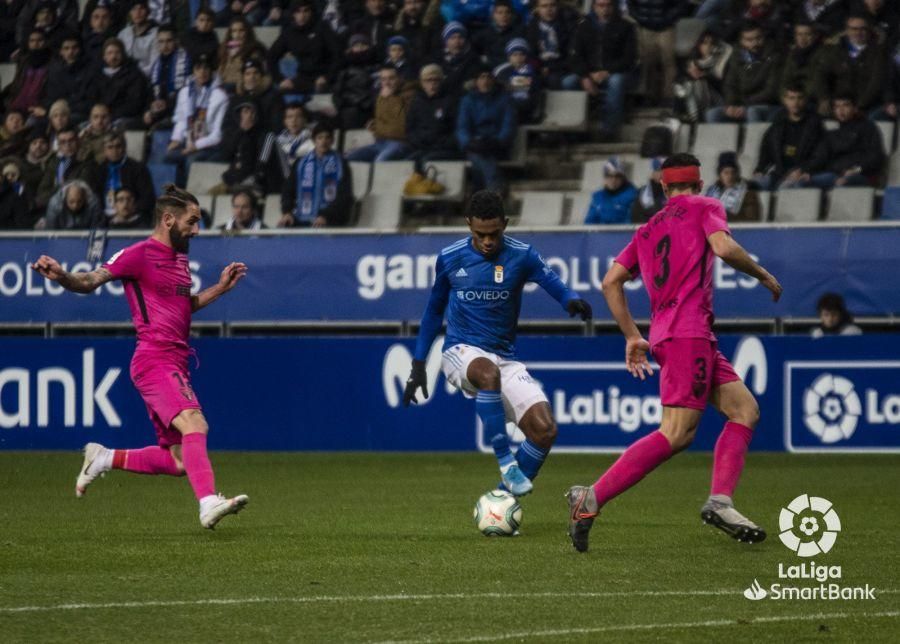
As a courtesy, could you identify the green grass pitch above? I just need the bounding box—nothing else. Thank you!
[1,452,898,642]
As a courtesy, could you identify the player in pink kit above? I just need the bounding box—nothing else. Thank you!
[566,154,783,552]
[31,185,250,529]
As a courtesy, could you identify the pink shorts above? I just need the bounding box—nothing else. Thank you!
[131,351,202,448]
[651,338,740,411]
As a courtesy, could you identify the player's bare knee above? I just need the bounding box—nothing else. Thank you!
[532,418,557,449]
[174,409,208,435]
[469,360,502,390]
[660,424,695,453]
[730,399,760,429]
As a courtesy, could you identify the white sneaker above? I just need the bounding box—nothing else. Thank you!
[76,442,111,498]
[199,494,249,529]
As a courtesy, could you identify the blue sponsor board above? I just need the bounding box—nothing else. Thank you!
[2,335,899,452]
[1,226,899,322]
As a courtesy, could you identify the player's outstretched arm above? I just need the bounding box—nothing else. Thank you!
[601,262,654,381]
[527,248,592,322]
[31,255,113,294]
[708,232,782,302]
[191,262,248,312]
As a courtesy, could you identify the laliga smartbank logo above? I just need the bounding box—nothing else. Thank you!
[742,495,875,602]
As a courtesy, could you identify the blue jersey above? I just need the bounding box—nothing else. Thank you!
[414,235,578,360]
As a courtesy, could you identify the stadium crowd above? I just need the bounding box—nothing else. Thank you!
[1,0,899,229]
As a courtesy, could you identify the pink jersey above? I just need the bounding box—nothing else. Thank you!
[615,194,730,347]
[102,238,193,352]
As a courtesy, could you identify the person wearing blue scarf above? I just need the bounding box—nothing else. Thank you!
[279,124,353,228]
[145,25,192,128]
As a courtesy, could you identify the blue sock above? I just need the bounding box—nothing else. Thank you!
[477,392,513,469]
[515,439,550,481]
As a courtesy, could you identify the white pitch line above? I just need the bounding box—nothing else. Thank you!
[1,589,896,616]
[378,611,900,644]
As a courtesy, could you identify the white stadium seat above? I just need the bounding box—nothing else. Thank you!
[580,160,605,193]
[306,93,337,116]
[757,190,772,222]
[357,194,403,228]
[740,122,769,175]
[826,187,875,222]
[518,191,565,226]
[404,161,467,202]
[370,161,414,195]
[348,161,371,200]
[0,63,16,92]
[254,27,280,49]
[773,188,821,222]
[124,130,146,163]
[693,123,740,156]
[888,150,900,186]
[341,128,375,154]
[196,195,214,226]
[263,194,283,228]
[186,162,228,195]
[565,192,594,225]
[675,18,707,57]
[213,195,233,229]
[876,121,895,152]
[527,91,588,131]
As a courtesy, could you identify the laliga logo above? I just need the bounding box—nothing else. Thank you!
[779,494,841,557]
[803,374,861,444]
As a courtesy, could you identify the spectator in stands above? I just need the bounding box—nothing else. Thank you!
[812,292,862,337]
[43,99,71,151]
[117,0,159,76]
[627,0,689,107]
[456,65,516,192]
[0,110,29,157]
[218,16,267,90]
[182,7,220,69]
[32,2,70,52]
[93,131,155,224]
[794,0,849,39]
[82,4,116,62]
[386,35,416,82]
[224,58,281,134]
[269,0,339,96]
[570,0,638,139]
[4,28,51,114]
[144,24,191,130]
[347,65,414,161]
[213,101,266,194]
[753,85,826,190]
[800,94,885,188]
[780,20,822,100]
[584,156,637,224]
[280,123,352,227]
[876,41,900,121]
[494,38,542,124]
[673,29,732,123]
[215,0,268,27]
[526,0,578,90]
[333,34,378,130]
[16,0,78,50]
[35,125,94,210]
[631,157,666,222]
[705,151,762,221]
[350,0,395,59]
[81,0,127,36]
[106,186,143,228]
[20,131,50,201]
[38,179,103,229]
[0,1,21,63]
[812,13,886,117]
[78,103,113,164]
[220,188,265,231]
[856,0,898,47]
[256,102,314,193]
[393,0,442,66]
[472,0,524,69]
[405,64,461,170]
[717,0,789,44]
[706,22,782,123]
[41,34,93,124]
[88,38,150,128]
[165,53,229,186]
[0,168,30,229]
[433,21,480,97]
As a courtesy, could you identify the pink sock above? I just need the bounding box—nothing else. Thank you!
[592,430,673,508]
[710,421,754,498]
[113,446,183,476]
[181,433,216,500]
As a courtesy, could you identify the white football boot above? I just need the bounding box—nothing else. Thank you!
[76,442,112,498]
[199,494,249,529]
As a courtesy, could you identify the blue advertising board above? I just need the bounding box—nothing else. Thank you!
[1,335,898,453]
[1,226,898,322]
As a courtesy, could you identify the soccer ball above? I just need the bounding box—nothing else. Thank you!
[473,490,522,536]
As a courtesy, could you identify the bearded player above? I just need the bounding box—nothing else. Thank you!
[566,154,783,552]
[31,185,250,529]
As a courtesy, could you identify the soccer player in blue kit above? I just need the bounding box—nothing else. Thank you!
[403,191,593,495]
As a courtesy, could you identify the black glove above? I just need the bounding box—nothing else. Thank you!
[403,359,429,406]
[567,298,593,321]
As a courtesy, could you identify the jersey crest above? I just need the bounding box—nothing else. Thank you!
[494,266,504,283]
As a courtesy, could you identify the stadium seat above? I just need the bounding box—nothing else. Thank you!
[757,190,772,222]
[186,162,228,195]
[772,188,822,222]
[881,186,900,219]
[370,161,414,195]
[263,194,283,228]
[124,130,146,163]
[357,194,403,228]
[518,191,565,226]
[0,63,15,92]
[196,195,214,227]
[739,122,769,175]
[254,27,280,49]
[693,123,739,156]
[500,129,528,168]
[404,161,467,202]
[673,121,691,153]
[628,156,655,189]
[826,187,875,222]
[580,160,605,193]
[306,93,337,116]
[526,91,588,131]
[348,161,371,200]
[696,152,720,188]
[877,121,895,152]
[212,195,233,229]
[823,119,838,131]
[565,192,593,225]
[341,128,375,154]
[889,151,900,186]
[675,18,706,57]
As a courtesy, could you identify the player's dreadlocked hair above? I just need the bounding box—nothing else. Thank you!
[467,190,506,220]
[661,153,702,192]
[154,184,199,224]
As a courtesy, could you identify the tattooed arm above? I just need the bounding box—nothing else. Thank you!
[31,255,114,294]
